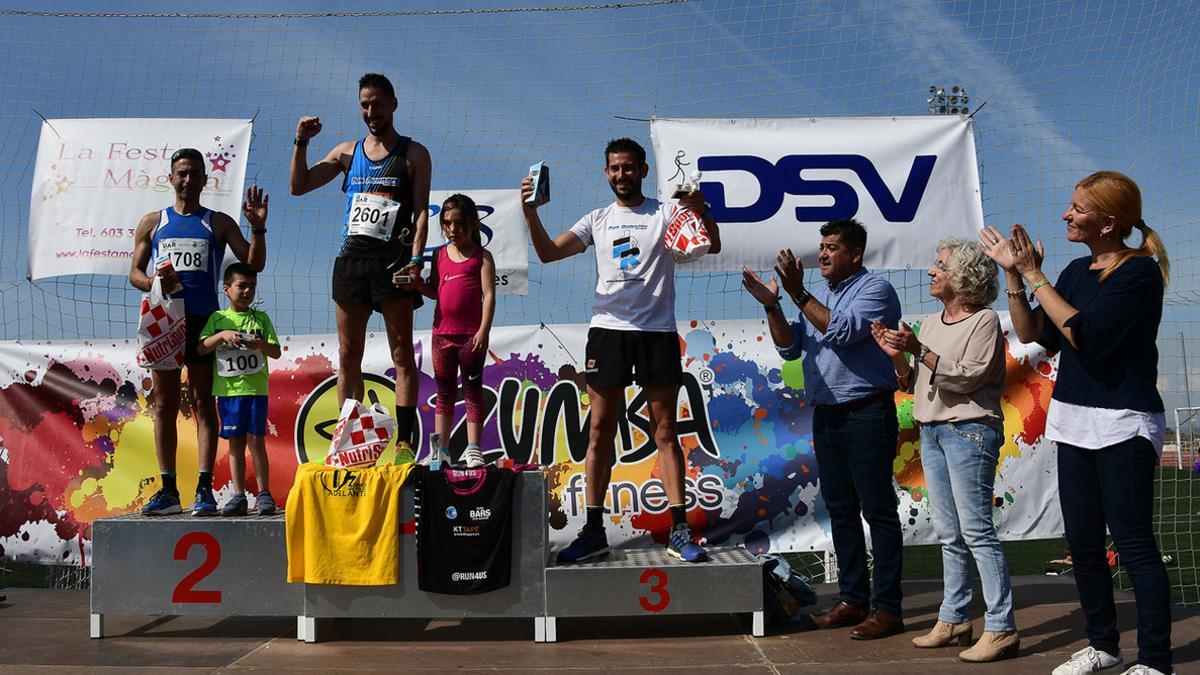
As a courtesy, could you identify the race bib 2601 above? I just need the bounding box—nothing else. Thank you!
[347,192,400,240]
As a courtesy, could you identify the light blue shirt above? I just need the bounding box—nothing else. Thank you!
[777,268,901,406]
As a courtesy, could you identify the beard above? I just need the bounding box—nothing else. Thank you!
[365,118,393,138]
[608,177,642,200]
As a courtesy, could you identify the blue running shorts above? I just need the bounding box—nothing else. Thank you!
[217,395,268,438]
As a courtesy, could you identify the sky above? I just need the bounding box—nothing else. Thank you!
[0,0,1197,408]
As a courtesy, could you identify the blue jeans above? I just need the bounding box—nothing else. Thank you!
[920,421,1016,632]
[1059,437,1172,672]
[812,397,903,614]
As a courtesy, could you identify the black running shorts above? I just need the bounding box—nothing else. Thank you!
[331,255,424,310]
[184,313,214,365]
[584,327,682,389]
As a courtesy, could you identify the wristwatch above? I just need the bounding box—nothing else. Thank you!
[791,287,810,307]
[918,345,932,362]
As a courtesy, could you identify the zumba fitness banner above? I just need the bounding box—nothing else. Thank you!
[650,116,985,271]
[0,317,1062,565]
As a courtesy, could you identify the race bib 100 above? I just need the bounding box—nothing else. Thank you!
[216,346,265,377]
[347,192,400,240]
[159,238,210,272]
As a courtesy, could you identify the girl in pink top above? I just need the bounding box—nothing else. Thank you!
[417,194,496,468]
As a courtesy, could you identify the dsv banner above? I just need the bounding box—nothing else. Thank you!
[650,116,984,271]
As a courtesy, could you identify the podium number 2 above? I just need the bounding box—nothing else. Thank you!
[173,532,222,603]
[639,567,670,612]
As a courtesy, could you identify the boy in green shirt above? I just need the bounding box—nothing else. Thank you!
[198,263,282,515]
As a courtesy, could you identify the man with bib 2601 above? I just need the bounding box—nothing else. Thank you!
[290,73,432,461]
[129,148,269,516]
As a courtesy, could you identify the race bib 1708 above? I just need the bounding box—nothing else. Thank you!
[215,346,265,378]
[159,238,210,272]
[346,192,400,240]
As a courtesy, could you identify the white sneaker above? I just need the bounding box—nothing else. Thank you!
[461,446,485,468]
[1053,647,1124,675]
[1120,666,1175,675]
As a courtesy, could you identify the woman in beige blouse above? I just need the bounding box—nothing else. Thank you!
[872,238,1017,663]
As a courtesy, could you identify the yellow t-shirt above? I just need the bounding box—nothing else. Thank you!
[285,462,414,585]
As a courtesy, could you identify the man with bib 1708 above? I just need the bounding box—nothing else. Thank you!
[290,72,432,461]
[129,148,269,516]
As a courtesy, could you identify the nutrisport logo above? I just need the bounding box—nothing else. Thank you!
[294,372,418,464]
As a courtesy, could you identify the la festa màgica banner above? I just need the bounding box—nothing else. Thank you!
[0,317,1060,565]
[27,118,252,280]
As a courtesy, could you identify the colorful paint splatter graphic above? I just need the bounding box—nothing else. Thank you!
[0,318,1059,564]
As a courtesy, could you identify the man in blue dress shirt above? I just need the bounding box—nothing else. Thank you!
[743,218,905,640]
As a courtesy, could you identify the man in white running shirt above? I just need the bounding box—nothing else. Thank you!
[521,137,721,564]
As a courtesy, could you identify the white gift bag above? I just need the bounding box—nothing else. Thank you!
[135,276,187,370]
[325,399,398,468]
[663,205,712,263]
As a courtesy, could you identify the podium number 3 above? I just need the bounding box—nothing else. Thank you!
[173,532,222,603]
[638,567,670,612]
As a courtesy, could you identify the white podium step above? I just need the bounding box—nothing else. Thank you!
[89,471,764,642]
[544,546,763,639]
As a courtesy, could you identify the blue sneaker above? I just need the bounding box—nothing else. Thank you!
[667,523,708,562]
[220,493,248,516]
[140,488,182,516]
[557,527,610,563]
[191,487,218,517]
[255,491,277,516]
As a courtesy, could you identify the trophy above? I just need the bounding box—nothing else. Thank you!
[664,168,712,264]
[525,161,550,206]
[671,169,703,199]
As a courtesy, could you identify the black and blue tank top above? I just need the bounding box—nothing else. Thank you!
[340,136,414,260]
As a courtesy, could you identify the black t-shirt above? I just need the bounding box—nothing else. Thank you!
[416,466,516,594]
[1038,254,1165,412]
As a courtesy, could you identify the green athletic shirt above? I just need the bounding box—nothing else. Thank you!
[198,307,279,397]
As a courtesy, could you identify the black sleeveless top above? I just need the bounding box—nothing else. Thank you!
[339,135,414,260]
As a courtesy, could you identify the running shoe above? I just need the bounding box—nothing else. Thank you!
[556,527,610,563]
[255,491,277,516]
[462,445,486,468]
[1119,666,1175,675]
[191,486,218,517]
[220,493,248,516]
[394,440,416,465]
[140,488,182,516]
[1053,647,1124,675]
[667,523,709,562]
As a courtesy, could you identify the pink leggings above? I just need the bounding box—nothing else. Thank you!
[432,333,486,423]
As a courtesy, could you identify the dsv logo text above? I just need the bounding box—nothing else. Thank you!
[320,469,366,497]
[696,154,936,223]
